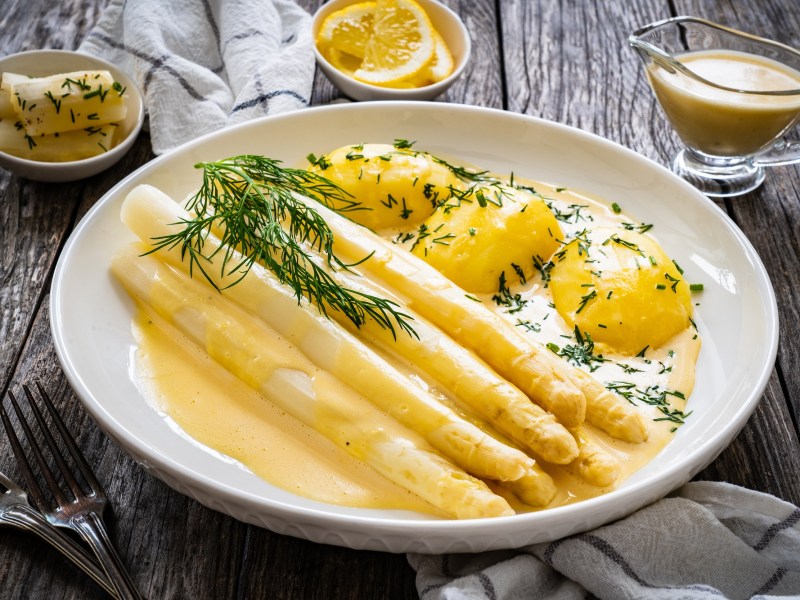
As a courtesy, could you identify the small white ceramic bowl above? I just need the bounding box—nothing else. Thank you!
[0,49,144,182]
[312,0,471,101]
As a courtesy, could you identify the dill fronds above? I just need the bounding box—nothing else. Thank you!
[147,155,416,339]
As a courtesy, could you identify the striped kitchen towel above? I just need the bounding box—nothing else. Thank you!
[409,482,800,599]
[79,0,314,155]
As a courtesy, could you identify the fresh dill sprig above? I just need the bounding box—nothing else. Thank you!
[431,155,490,182]
[146,155,416,339]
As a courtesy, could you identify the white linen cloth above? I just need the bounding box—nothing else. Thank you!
[409,482,800,600]
[79,0,314,155]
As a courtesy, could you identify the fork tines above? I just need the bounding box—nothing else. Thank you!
[1,383,105,512]
[2,383,143,599]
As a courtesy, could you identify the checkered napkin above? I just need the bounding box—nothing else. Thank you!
[409,482,800,599]
[78,0,314,155]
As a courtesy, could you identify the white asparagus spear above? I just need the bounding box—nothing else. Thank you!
[296,196,588,427]
[500,465,558,507]
[0,118,118,161]
[569,429,621,488]
[121,184,534,482]
[322,265,580,465]
[10,70,127,136]
[0,73,27,119]
[111,247,514,519]
[298,195,648,444]
[573,370,648,443]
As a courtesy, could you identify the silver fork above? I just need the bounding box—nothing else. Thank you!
[0,469,116,597]
[2,383,143,600]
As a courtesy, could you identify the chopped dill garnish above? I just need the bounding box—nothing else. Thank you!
[532,255,554,286]
[492,271,527,313]
[605,381,692,425]
[622,221,654,234]
[306,152,331,170]
[548,326,609,372]
[546,201,592,223]
[604,233,645,257]
[44,90,62,113]
[576,288,597,313]
[664,272,680,292]
[516,319,541,333]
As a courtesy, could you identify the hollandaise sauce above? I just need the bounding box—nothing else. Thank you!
[647,49,800,156]
[127,145,702,517]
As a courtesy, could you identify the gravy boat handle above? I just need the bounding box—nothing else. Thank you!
[753,137,800,167]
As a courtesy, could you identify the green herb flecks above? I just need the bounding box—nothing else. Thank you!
[605,381,691,426]
[516,319,542,333]
[547,326,609,372]
[622,221,654,234]
[306,153,331,170]
[44,90,62,113]
[492,271,527,313]
[546,200,592,224]
[393,138,415,149]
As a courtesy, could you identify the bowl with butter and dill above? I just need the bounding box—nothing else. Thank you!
[312,0,471,101]
[0,49,144,182]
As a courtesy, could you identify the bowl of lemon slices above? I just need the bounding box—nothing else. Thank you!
[312,0,471,101]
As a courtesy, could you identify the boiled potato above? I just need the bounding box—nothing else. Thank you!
[549,227,692,355]
[308,143,459,231]
[411,183,563,294]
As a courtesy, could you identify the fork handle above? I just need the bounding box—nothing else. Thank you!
[3,505,118,598]
[72,512,144,600]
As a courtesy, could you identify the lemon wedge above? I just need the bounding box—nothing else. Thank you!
[405,29,454,86]
[325,47,363,77]
[427,29,455,82]
[353,0,435,85]
[318,1,377,59]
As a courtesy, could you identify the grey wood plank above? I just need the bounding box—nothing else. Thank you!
[500,0,671,149]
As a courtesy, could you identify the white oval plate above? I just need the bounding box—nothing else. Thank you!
[51,102,778,554]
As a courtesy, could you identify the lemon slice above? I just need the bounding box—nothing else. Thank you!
[354,0,435,85]
[325,48,363,77]
[404,29,453,87]
[318,1,377,59]
[427,29,454,82]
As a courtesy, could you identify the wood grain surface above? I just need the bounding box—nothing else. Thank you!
[1,0,798,598]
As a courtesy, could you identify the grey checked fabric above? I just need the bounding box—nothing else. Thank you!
[79,0,314,154]
[409,482,800,600]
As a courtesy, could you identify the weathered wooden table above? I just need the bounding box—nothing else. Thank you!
[2,1,799,598]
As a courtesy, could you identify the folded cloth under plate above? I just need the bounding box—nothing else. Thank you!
[409,482,800,600]
[79,0,314,155]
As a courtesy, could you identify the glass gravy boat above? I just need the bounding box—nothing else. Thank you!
[630,16,800,197]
